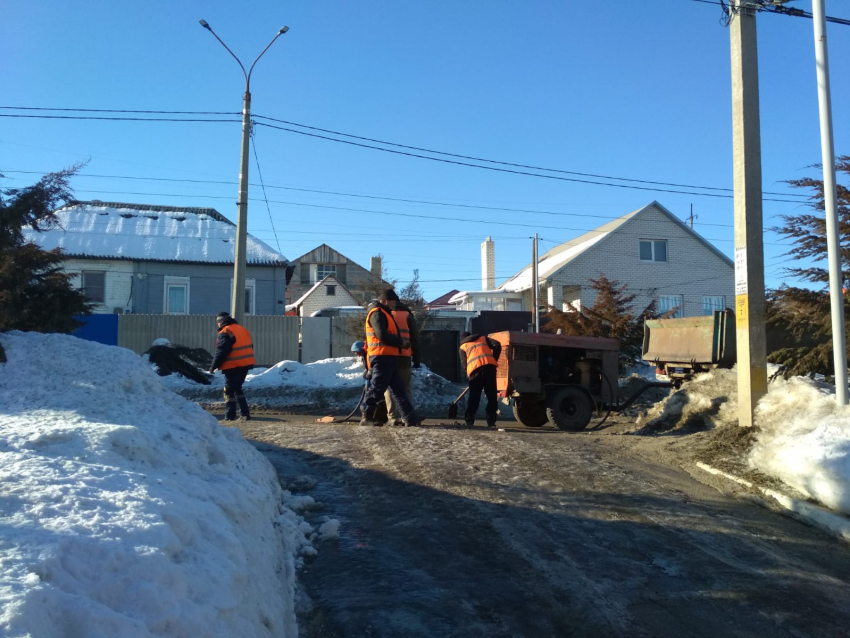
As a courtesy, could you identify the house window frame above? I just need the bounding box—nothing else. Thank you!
[326,285,336,296]
[229,278,256,315]
[639,239,668,263]
[163,276,190,315]
[316,264,336,281]
[81,270,106,303]
[702,296,725,315]
[658,294,684,318]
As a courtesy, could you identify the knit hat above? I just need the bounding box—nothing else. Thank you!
[379,289,400,302]
[216,312,231,321]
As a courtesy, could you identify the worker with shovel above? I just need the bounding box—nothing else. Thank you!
[360,291,421,427]
[458,331,501,427]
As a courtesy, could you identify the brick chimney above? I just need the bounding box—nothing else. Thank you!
[481,236,495,291]
[370,255,382,278]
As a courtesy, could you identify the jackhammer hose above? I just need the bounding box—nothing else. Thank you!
[339,384,367,422]
[588,371,615,431]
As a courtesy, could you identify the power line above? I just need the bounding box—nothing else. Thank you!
[0,106,239,115]
[249,131,282,253]
[2,170,750,227]
[0,113,238,123]
[253,114,777,196]
[689,0,850,26]
[253,121,805,204]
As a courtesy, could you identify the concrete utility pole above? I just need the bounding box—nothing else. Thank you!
[729,1,768,427]
[811,0,848,404]
[199,20,289,323]
[532,233,540,332]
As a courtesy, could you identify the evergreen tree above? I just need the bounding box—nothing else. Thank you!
[0,165,91,334]
[542,275,656,371]
[768,156,850,378]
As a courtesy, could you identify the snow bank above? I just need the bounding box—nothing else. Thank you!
[0,332,312,638]
[164,357,465,416]
[636,368,739,432]
[751,376,850,515]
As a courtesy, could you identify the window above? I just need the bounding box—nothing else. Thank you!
[81,271,105,303]
[326,285,336,296]
[317,264,336,280]
[702,296,724,315]
[164,276,190,314]
[640,240,667,262]
[229,279,256,315]
[658,295,683,318]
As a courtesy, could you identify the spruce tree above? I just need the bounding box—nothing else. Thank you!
[0,165,91,334]
[543,275,656,371]
[768,156,850,378]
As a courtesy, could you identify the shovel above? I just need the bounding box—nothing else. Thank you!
[447,387,469,420]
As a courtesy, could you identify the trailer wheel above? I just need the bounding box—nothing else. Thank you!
[512,399,548,428]
[546,386,593,431]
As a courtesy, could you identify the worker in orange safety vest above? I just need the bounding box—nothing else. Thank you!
[209,312,255,421]
[383,295,421,426]
[458,331,502,427]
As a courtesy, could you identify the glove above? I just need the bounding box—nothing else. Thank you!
[362,369,372,380]
[208,367,216,374]
[401,340,411,350]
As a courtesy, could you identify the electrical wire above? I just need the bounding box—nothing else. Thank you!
[253,121,806,204]
[249,130,282,253]
[0,114,238,123]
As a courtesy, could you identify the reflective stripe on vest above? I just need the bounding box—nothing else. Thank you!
[460,337,496,376]
[219,323,256,370]
[392,309,412,357]
[365,306,401,356]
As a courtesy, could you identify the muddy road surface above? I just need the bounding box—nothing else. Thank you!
[232,415,850,638]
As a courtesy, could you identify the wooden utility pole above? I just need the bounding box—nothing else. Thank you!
[730,0,768,427]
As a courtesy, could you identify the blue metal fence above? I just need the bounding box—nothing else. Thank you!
[72,314,119,346]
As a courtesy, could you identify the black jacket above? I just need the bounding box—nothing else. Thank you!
[459,333,502,376]
[366,301,405,351]
[211,317,239,370]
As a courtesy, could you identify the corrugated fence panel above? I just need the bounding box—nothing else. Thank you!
[331,316,364,358]
[243,315,300,365]
[118,315,299,366]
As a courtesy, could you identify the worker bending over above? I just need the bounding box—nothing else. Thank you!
[459,331,502,427]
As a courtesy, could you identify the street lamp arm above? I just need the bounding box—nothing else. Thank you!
[247,28,289,87]
[199,20,249,89]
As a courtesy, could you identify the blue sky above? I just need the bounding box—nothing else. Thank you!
[2,0,848,301]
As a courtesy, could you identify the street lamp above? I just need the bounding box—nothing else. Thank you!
[199,19,289,323]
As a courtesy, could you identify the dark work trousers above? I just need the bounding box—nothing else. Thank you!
[223,366,251,420]
[363,355,416,422]
[465,365,498,425]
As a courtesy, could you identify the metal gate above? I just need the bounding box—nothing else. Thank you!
[420,330,461,382]
[301,317,331,363]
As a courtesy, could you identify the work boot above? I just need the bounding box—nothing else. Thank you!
[359,417,384,427]
[486,418,497,428]
[392,419,406,427]
[464,420,475,428]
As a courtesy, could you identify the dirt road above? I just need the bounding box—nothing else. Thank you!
[233,415,850,638]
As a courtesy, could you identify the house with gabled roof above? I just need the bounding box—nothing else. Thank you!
[453,201,734,318]
[287,244,387,305]
[22,201,291,315]
[285,275,361,317]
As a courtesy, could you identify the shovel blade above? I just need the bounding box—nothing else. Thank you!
[447,402,458,420]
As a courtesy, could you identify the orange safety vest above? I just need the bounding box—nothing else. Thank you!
[365,306,401,356]
[392,309,412,357]
[460,336,497,377]
[218,323,256,370]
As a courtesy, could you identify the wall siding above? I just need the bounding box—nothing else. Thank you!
[63,258,134,313]
[298,280,360,317]
[538,204,734,317]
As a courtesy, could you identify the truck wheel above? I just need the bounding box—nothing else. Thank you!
[512,399,548,428]
[546,386,593,431]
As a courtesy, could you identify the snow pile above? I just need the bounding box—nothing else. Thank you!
[636,368,739,432]
[0,332,312,637]
[164,357,466,416]
[751,376,850,515]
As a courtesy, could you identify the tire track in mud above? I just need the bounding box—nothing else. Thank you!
[244,420,850,637]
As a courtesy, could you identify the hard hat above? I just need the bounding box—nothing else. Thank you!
[351,341,365,352]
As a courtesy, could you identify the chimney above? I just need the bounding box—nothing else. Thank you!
[370,256,382,279]
[481,236,495,291]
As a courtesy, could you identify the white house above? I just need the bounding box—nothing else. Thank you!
[454,201,734,318]
[285,275,361,317]
[22,201,290,315]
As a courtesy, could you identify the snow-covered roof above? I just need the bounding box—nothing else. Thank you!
[21,202,288,265]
